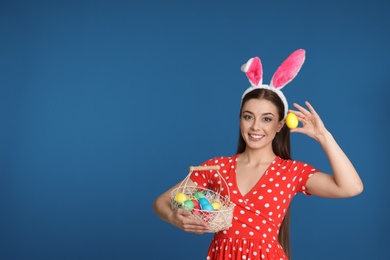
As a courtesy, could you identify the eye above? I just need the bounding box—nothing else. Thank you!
[263,117,272,122]
[242,114,253,120]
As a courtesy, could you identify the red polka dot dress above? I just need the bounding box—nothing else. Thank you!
[190,154,317,260]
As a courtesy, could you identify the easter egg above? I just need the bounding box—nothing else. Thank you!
[211,202,221,210]
[192,199,200,209]
[198,198,210,206]
[201,203,214,211]
[286,112,299,129]
[175,192,187,203]
[183,200,195,210]
[194,191,206,200]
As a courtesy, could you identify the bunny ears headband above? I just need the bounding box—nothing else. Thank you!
[241,49,306,119]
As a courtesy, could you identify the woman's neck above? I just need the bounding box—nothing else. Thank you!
[239,149,277,166]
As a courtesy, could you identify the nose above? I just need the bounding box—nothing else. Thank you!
[251,118,261,131]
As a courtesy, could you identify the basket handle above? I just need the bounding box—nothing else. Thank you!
[188,165,220,171]
[184,165,230,200]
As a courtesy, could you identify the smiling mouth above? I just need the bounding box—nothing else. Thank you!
[249,134,264,139]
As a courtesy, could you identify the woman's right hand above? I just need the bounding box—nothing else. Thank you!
[169,208,210,234]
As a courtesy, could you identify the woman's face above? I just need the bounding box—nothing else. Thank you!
[240,98,284,151]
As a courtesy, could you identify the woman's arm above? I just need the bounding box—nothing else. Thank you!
[290,101,364,198]
[153,179,210,234]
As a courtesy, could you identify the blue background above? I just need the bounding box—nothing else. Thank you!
[1,1,389,259]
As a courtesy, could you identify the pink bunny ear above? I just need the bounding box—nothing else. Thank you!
[270,49,306,89]
[241,57,263,86]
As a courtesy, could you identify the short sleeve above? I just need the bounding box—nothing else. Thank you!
[293,161,318,196]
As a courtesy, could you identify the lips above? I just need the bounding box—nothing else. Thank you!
[249,134,264,140]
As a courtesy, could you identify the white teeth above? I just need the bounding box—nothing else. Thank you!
[250,134,262,139]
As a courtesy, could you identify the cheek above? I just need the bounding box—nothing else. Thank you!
[239,120,248,129]
[267,123,281,132]
[239,123,246,133]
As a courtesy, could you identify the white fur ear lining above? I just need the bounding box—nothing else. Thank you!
[241,57,263,87]
[241,58,254,72]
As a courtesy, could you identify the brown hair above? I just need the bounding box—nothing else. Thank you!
[236,88,292,258]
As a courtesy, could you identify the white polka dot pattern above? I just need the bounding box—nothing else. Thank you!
[191,154,318,260]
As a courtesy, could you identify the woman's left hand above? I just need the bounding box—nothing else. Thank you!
[289,101,328,141]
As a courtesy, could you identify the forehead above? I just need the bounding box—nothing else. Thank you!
[242,99,279,114]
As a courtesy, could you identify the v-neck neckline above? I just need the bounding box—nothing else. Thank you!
[233,155,279,198]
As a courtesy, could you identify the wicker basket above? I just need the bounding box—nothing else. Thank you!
[170,165,235,233]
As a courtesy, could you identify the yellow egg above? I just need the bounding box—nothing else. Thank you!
[286,112,299,129]
[175,192,187,203]
[211,202,221,210]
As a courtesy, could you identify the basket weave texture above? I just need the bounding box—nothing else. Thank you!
[170,168,235,233]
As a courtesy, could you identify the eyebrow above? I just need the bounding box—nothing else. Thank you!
[242,110,275,117]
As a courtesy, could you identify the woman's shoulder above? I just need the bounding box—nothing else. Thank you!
[275,156,316,171]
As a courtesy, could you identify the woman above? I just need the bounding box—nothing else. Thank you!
[153,50,363,259]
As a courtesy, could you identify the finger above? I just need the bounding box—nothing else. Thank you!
[186,219,209,227]
[183,223,208,230]
[304,101,319,117]
[179,209,192,217]
[181,216,209,228]
[182,222,210,233]
[293,102,311,116]
[290,127,304,134]
[288,108,305,119]
[289,110,307,123]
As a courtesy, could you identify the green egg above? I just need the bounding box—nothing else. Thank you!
[183,200,195,210]
[194,191,206,200]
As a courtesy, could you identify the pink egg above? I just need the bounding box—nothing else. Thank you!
[192,199,200,209]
